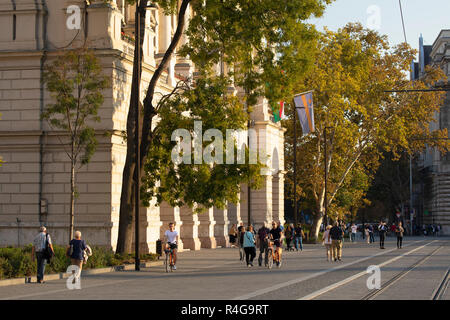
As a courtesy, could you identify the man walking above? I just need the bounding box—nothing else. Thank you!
[350,223,357,243]
[257,223,270,266]
[378,221,388,249]
[329,222,344,262]
[368,224,375,243]
[294,223,304,251]
[31,226,54,284]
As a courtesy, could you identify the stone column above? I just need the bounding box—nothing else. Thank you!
[213,206,230,248]
[272,172,285,226]
[159,201,184,251]
[157,11,175,86]
[198,207,217,248]
[250,176,274,229]
[179,206,201,250]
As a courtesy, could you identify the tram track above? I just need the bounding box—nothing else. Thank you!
[431,266,450,300]
[361,245,443,300]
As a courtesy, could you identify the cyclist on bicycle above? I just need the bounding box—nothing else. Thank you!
[256,222,270,266]
[164,222,179,270]
[269,221,284,266]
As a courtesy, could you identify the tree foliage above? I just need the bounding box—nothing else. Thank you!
[42,47,110,239]
[285,23,450,240]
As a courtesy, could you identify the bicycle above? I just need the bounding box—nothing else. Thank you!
[164,246,175,273]
[267,239,282,269]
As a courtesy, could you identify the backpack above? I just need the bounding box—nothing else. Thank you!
[43,233,54,263]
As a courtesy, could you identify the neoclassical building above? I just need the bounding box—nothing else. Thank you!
[0,0,285,252]
[413,31,450,235]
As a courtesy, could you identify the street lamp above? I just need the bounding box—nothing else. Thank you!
[134,0,158,272]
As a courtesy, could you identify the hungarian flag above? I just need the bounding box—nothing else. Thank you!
[271,101,286,123]
[294,91,315,134]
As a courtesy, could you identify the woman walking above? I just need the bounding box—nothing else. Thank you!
[396,222,405,249]
[229,224,238,248]
[322,225,332,262]
[67,230,87,284]
[243,225,256,267]
[285,225,294,251]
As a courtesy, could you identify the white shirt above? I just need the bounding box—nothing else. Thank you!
[351,225,357,233]
[165,230,178,244]
[323,230,332,245]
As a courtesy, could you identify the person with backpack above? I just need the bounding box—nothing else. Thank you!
[32,226,55,284]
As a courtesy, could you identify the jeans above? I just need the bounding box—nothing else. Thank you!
[369,232,375,243]
[294,236,303,251]
[36,252,46,281]
[351,233,356,242]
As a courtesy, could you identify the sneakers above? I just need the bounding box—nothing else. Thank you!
[247,264,251,268]
[173,265,176,270]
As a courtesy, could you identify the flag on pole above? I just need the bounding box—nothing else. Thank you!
[294,91,315,134]
[271,101,286,123]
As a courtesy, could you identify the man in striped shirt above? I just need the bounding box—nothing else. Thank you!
[32,226,54,283]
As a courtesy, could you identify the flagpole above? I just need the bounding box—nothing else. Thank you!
[293,103,298,225]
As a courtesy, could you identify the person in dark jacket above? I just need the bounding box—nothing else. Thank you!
[329,222,344,261]
[67,230,87,283]
[32,226,55,283]
[378,221,387,249]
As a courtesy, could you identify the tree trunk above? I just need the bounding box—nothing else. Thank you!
[70,158,75,242]
[116,0,191,254]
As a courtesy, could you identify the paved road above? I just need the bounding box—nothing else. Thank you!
[1,237,449,300]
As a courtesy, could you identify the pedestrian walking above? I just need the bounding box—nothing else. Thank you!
[257,223,270,266]
[243,225,256,267]
[350,223,357,242]
[229,224,238,248]
[31,226,55,284]
[395,222,404,249]
[67,230,87,284]
[378,221,387,249]
[365,226,370,244]
[329,222,344,261]
[285,225,294,251]
[322,225,332,261]
[368,224,375,243]
[294,223,304,251]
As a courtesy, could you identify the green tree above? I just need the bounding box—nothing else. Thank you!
[42,48,110,240]
[116,0,332,253]
[285,23,450,241]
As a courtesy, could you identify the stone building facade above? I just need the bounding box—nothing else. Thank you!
[0,0,285,252]
[413,31,450,235]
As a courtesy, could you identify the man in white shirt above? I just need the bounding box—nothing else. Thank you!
[351,223,358,242]
[164,222,179,270]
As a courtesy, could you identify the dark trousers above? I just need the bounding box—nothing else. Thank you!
[286,238,292,249]
[36,252,46,281]
[397,236,403,248]
[369,232,375,243]
[244,247,256,265]
[380,234,385,248]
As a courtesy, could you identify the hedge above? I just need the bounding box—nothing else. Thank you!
[0,245,159,280]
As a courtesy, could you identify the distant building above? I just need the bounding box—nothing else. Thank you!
[412,31,450,234]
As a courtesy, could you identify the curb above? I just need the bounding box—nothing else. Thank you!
[0,260,163,287]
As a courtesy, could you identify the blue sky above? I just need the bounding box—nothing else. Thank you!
[309,0,450,54]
